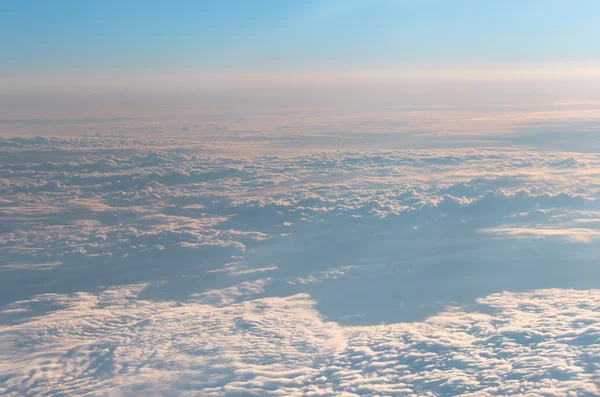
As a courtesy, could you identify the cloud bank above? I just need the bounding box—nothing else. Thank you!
[2,137,600,395]
[2,287,600,396]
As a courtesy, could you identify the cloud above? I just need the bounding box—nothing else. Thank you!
[2,286,600,396]
[2,137,600,395]
[483,226,600,243]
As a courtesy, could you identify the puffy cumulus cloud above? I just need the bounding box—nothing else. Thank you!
[1,286,600,396]
[331,289,600,397]
[0,286,344,397]
[3,137,600,395]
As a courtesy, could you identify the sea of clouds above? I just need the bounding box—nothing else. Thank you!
[2,133,600,396]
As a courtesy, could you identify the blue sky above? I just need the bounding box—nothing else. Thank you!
[2,0,600,77]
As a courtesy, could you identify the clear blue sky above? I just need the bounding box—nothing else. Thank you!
[2,0,600,77]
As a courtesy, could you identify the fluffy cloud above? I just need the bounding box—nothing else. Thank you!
[2,286,600,396]
[2,138,600,395]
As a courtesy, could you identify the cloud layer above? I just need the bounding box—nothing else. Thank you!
[2,138,600,395]
[2,287,600,396]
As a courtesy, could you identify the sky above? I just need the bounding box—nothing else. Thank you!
[2,0,600,77]
[1,0,600,126]
[1,0,600,122]
[1,1,600,147]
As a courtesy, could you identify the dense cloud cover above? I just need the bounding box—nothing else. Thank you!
[2,138,600,396]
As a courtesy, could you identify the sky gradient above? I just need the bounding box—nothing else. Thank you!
[2,0,600,77]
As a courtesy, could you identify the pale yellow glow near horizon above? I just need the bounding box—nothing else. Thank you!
[2,63,600,94]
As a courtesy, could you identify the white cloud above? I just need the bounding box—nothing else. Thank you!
[2,137,600,395]
[2,286,600,396]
